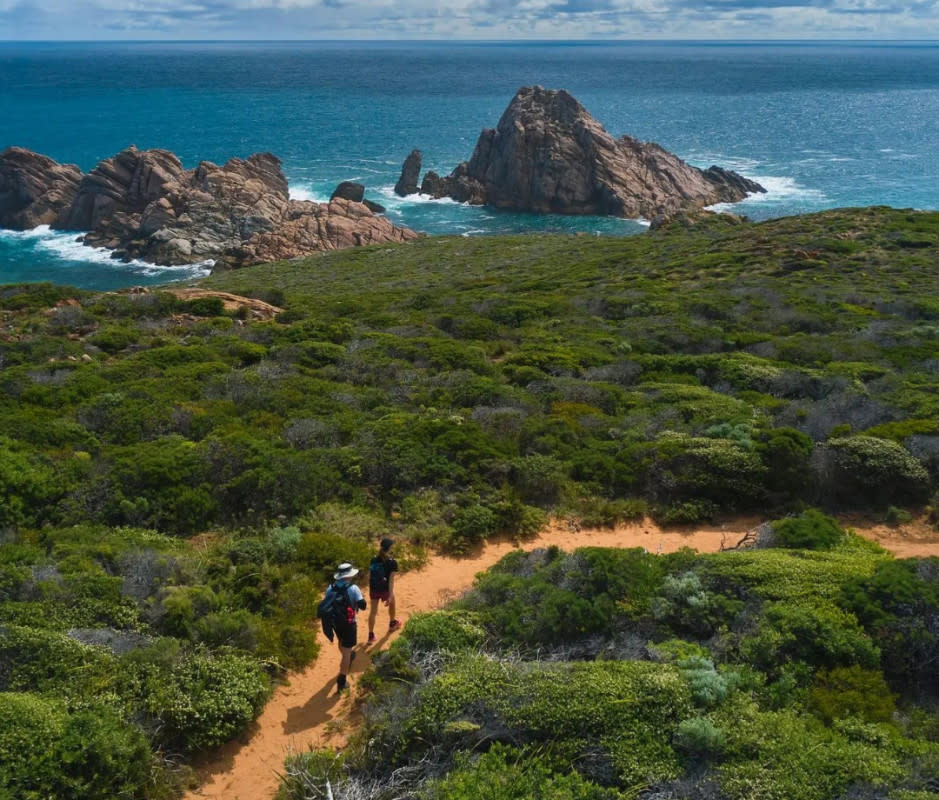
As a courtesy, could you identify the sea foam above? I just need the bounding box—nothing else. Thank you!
[0,225,213,279]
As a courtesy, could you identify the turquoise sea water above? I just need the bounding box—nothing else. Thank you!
[2,40,938,290]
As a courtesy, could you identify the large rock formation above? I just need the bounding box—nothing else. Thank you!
[0,145,418,269]
[0,147,82,229]
[394,150,422,197]
[331,181,385,214]
[403,86,765,219]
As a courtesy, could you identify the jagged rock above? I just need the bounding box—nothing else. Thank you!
[0,147,82,229]
[218,197,417,269]
[331,181,385,213]
[0,146,419,268]
[408,86,765,218]
[331,181,365,203]
[394,149,423,196]
[62,146,186,231]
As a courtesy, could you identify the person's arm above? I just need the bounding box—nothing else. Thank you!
[386,571,395,602]
[354,584,367,610]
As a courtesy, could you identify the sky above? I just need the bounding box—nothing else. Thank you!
[0,0,937,40]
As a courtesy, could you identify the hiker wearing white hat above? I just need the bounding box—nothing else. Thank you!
[316,562,367,693]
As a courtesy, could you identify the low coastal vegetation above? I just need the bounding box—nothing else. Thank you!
[2,206,939,797]
[282,525,939,800]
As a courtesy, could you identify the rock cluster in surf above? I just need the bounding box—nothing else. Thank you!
[0,146,418,269]
[395,85,765,220]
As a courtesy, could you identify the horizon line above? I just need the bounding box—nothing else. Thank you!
[2,37,939,44]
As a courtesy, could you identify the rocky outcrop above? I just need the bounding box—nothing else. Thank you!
[330,181,385,214]
[331,181,366,203]
[0,146,418,268]
[403,86,765,219]
[0,147,82,229]
[394,149,422,197]
[61,147,186,231]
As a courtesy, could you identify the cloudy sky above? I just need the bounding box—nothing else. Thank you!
[0,0,936,40]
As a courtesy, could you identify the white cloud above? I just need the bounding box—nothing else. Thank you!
[0,0,936,38]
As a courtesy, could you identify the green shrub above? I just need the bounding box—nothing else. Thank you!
[184,296,225,316]
[0,693,150,800]
[88,325,140,354]
[841,558,939,690]
[885,505,914,525]
[816,436,931,507]
[448,503,498,553]
[421,743,613,800]
[461,547,655,646]
[255,619,319,670]
[809,666,896,724]
[379,656,692,787]
[0,626,117,697]
[0,437,57,529]
[294,529,374,586]
[401,611,487,654]
[646,430,767,511]
[715,701,908,800]
[652,499,719,524]
[651,571,743,637]
[492,498,547,539]
[678,656,741,708]
[0,692,63,797]
[673,717,726,759]
[741,601,880,679]
[572,496,647,528]
[128,646,270,752]
[772,509,845,550]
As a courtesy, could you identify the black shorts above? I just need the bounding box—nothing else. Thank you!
[335,622,357,649]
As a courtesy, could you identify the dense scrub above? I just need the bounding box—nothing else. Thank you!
[1,208,938,546]
[0,521,420,797]
[4,207,939,796]
[283,524,939,800]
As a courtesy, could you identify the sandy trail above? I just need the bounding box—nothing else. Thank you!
[184,514,939,800]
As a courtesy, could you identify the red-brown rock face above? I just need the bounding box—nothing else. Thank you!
[0,147,82,229]
[0,146,419,268]
[410,86,765,219]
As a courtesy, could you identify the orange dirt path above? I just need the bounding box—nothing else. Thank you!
[183,514,939,800]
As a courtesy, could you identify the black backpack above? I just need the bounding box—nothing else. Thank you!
[317,583,353,628]
[369,556,388,593]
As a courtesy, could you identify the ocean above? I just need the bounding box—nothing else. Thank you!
[2,40,938,290]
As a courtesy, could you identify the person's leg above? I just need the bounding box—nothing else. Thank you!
[387,595,397,626]
[337,630,356,691]
[368,598,378,640]
[337,644,352,691]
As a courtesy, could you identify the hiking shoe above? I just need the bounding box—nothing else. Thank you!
[367,632,376,643]
[336,674,348,693]
[388,619,401,631]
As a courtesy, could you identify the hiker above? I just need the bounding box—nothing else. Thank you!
[318,562,366,693]
[367,537,400,643]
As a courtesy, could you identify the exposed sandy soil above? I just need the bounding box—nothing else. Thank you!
[183,513,939,800]
[159,288,283,319]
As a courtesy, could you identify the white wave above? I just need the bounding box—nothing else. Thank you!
[0,225,62,242]
[288,184,331,203]
[460,229,487,236]
[374,184,464,207]
[709,174,827,212]
[2,225,213,279]
[687,153,761,173]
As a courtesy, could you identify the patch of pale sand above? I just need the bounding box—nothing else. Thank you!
[839,511,939,559]
[184,512,939,799]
